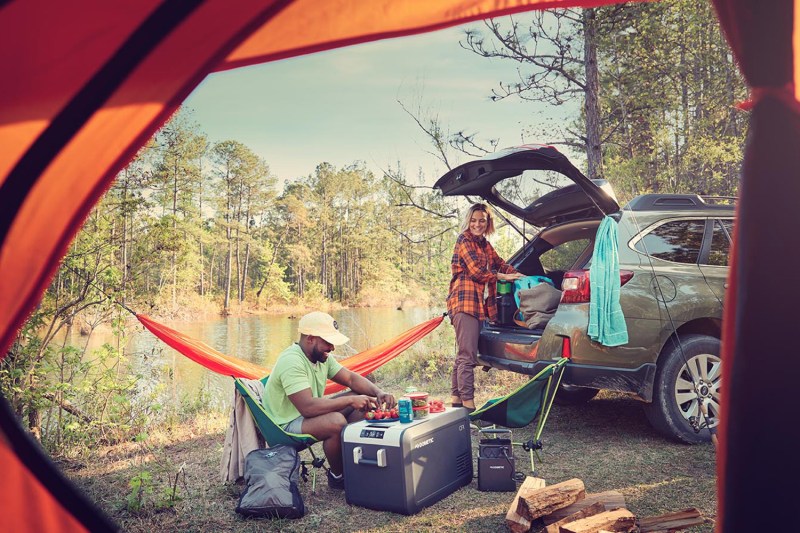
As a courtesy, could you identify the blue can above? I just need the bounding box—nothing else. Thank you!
[398,398,413,423]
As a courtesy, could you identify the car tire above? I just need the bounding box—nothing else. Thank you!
[553,384,600,405]
[645,334,721,444]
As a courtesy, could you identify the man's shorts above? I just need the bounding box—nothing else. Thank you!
[282,416,305,434]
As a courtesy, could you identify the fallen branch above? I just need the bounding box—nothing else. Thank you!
[43,392,93,423]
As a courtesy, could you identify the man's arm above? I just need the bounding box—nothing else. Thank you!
[288,387,376,418]
[332,368,396,409]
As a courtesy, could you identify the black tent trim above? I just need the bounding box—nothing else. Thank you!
[0,393,118,532]
[0,0,204,245]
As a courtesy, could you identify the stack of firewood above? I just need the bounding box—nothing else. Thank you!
[505,477,708,533]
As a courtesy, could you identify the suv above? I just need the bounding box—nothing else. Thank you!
[435,145,732,443]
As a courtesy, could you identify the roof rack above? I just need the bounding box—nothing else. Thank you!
[624,194,737,211]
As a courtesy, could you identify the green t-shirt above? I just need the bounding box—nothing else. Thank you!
[262,343,344,425]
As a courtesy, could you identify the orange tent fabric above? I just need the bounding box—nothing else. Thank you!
[0,440,87,533]
[137,314,444,395]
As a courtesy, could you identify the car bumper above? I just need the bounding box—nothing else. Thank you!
[476,353,657,401]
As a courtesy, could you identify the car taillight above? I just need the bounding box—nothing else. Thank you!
[560,336,572,359]
[560,269,634,304]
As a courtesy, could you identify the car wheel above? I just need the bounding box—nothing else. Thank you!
[553,384,600,405]
[645,334,721,444]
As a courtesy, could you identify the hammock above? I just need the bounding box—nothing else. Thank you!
[137,313,444,395]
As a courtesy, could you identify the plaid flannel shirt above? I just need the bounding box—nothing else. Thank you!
[446,231,518,322]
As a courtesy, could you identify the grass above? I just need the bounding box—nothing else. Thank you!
[65,382,716,532]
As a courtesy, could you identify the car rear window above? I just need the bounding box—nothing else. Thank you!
[634,219,705,264]
[541,238,591,271]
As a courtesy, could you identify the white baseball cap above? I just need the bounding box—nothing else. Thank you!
[298,311,349,345]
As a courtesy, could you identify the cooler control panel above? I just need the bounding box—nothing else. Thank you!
[360,429,385,439]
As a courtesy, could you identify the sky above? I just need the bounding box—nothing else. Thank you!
[184,15,579,189]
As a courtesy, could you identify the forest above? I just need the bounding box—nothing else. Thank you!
[3,0,746,453]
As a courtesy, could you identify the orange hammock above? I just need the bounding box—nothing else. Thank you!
[137,314,444,395]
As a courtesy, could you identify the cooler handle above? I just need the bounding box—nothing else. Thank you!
[352,446,387,467]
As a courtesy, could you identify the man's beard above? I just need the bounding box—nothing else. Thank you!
[311,344,329,364]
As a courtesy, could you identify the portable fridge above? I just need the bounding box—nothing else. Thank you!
[341,408,473,515]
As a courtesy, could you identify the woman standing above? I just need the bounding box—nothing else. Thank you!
[447,203,523,411]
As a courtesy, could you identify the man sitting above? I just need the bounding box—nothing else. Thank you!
[262,311,396,490]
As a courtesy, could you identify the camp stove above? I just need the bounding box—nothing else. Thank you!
[341,408,472,515]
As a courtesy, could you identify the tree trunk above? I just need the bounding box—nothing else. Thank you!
[172,164,178,308]
[225,235,232,312]
[241,241,250,302]
[209,248,216,292]
[235,227,241,303]
[28,404,42,441]
[321,230,327,297]
[583,8,603,180]
[120,171,129,306]
[199,240,205,296]
[224,172,233,312]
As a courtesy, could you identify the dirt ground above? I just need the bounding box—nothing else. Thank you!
[66,389,716,532]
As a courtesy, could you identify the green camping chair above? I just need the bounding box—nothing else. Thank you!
[234,376,328,489]
[469,357,568,473]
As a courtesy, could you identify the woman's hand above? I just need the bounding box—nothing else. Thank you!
[498,272,524,282]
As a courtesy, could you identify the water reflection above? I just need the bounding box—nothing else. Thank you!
[68,308,441,411]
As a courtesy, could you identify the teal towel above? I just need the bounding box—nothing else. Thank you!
[588,216,628,346]
[513,275,555,308]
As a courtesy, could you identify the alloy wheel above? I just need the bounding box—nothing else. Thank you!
[673,352,721,429]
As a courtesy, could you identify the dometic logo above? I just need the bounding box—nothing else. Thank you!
[414,437,435,449]
[489,465,506,470]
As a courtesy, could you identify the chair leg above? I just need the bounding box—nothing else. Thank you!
[516,439,543,475]
[303,445,327,494]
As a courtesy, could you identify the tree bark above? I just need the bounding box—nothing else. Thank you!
[560,508,636,533]
[545,502,606,533]
[542,490,627,525]
[506,476,546,533]
[517,478,585,523]
[583,8,603,180]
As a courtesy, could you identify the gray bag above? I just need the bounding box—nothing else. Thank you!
[517,283,563,329]
[235,446,305,519]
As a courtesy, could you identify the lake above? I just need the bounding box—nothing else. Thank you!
[70,307,445,412]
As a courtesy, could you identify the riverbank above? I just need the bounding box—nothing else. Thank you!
[64,389,716,532]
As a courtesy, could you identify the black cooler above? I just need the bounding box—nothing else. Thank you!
[341,408,473,514]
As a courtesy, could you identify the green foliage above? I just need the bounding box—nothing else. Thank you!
[127,470,154,512]
[461,1,745,198]
[595,0,746,197]
[124,433,184,513]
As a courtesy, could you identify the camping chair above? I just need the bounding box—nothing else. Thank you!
[234,376,328,491]
[469,357,568,474]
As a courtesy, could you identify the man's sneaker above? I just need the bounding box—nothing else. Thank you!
[327,470,345,490]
